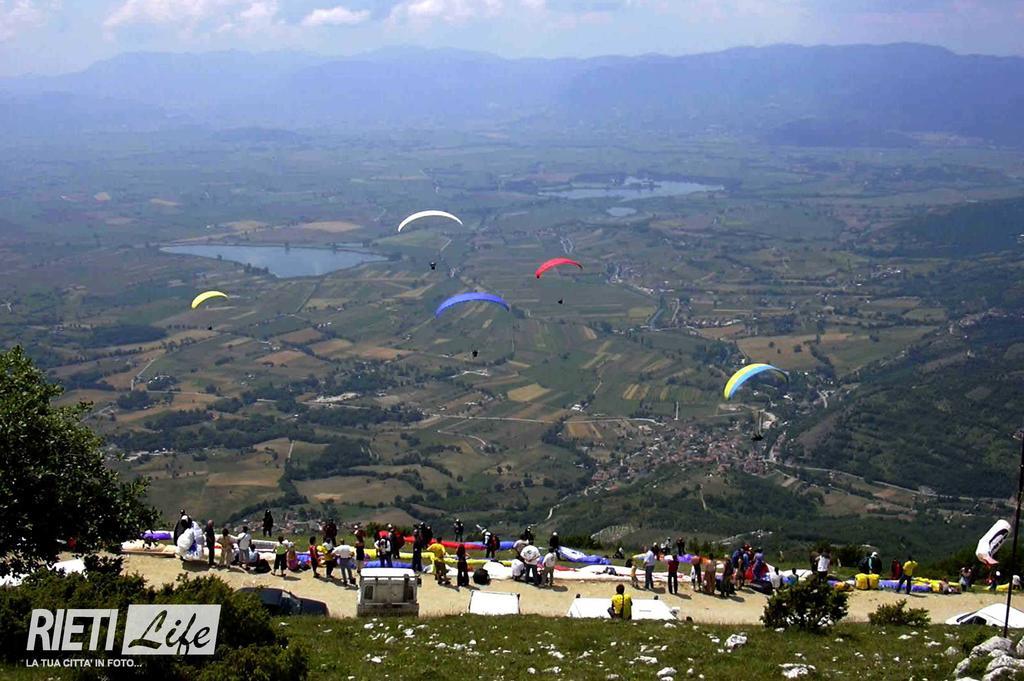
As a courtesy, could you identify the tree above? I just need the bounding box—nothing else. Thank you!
[0,347,157,577]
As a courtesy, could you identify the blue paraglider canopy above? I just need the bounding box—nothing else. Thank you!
[435,292,511,318]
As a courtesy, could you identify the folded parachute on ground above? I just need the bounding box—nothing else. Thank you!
[535,258,582,278]
[977,519,1012,566]
[397,210,463,233]
[435,292,510,318]
[723,363,789,400]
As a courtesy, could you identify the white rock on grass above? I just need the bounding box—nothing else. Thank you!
[725,634,748,651]
[636,656,659,665]
[971,637,1012,658]
[955,657,974,678]
[944,646,960,659]
[984,654,1024,680]
[657,667,677,678]
[780,663,816,679]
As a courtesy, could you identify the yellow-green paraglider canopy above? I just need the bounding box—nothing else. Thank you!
[191,290,229,309]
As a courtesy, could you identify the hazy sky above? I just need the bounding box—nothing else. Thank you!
[1,0,1022,76]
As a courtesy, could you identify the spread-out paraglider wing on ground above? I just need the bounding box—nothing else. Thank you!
[397,210,464,233]
[723,363,789,400]
[535,257,583,278]
[191,290,229,309]
[977,519,1012,566]
[435,292,511,318]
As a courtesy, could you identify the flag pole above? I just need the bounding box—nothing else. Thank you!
[1002,430,1024,638]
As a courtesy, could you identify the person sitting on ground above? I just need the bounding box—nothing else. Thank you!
[473,564,490,585]
[610,584,632,620]
[543,549,557,587]
[613,546,625,560]
[286,544,301,572]
[308,535,320,578]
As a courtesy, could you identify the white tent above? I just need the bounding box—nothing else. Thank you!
[469,591,520,616]
[946,604,1024,628]
[567,597,612,619]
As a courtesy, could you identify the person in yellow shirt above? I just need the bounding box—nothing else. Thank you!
[427,538,449,585]
[897,555,918,594]
[610,584,632,620]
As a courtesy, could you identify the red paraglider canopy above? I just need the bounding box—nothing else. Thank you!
[535,258,582,278]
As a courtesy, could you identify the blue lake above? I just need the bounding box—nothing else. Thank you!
[161,244,386,278]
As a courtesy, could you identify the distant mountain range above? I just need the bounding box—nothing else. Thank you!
[2,43,1022,146]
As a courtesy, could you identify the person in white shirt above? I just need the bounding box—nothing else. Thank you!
[331,542,355,585]
[643,546,656,590]
[816,551,831,583]
[511,558,525,582]
[512,537,527,560]
[542,550,557,586]
[235,526,253,570]
[769,566,784,592]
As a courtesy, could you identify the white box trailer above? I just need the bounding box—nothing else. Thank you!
[357,567,420,617]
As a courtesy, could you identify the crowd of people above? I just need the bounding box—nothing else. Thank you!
[168,509,981,603]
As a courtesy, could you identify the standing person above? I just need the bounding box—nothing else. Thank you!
[702,557,716,594]
[666,551,680,595]
[456,543,470,588]
[236,526,253,571]
[219,527,236,569]
[628,557,640,588]
[332,541,355,585]
[548,532,561,559]
[720,554,735,597]
[453,518,465,543]
[643,545,656,590]
[523,526,535,543]
[752,547,766,582]
[488,532,500,560]
[960,566,973,591]
[675,537,686,557]
[273,536,288,576]
[389,526,404,562]
[542,549,557,587]
[481,527,492,555]
[428,537,449,585]
[308,536,320,578]
[323,519,337,546]
[610,584,632,620]
[422,523,434,546]
[867,551,882,575]
[203,520,217,568]
[816,550,831,583]
[262,509,274,538]
[898,555,918,595]
[769,566,784,592]
[353,524,366,573]
[375,533,392,568]
[411,526,424,573]
[890,558,902,580]
[690,555,702,592]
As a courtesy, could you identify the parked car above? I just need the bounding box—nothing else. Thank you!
[237,587,329,616]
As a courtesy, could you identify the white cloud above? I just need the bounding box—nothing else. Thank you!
[388,0,506,24]
[239,0,276,23]
[103,0,246,31]
[0,0,60,41]
[301,5,370,27]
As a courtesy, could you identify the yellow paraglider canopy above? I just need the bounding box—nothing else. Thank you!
[191,290,229,309]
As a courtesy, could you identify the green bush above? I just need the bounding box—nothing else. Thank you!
[761,580,849,632]
[0,560,306,679]
[868,599,930,627]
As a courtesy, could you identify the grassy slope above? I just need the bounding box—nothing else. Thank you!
[3,616,987,680]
